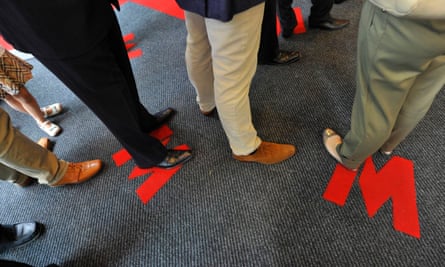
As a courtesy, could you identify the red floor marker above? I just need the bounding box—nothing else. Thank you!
[112,124,190,204]
[132,144,191,203]
[125,42,136,50]
[323,156,421,239]
[323,163,358,206]
[112,149,133,167]
[276,8,306,36]
[130,0,185,19]
[136,166,182,204]
[150,125,173,141]
[123,33,135,43]
[0,35,13,50]
[359,157,420,239]
[128,48,143,59]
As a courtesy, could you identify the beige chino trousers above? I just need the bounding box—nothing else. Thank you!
[184,3,265,156]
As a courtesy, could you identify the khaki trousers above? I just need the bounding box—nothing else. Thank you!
[0,107,67,185]
[339,1,445,169]
[184,4,264,155]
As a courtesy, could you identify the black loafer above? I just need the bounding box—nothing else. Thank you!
[154,107,176,126]
[265,50,301,65]
[0,222,44,252]
[156,149,192,169]
[334,0,347,3]
[309,17,350,31]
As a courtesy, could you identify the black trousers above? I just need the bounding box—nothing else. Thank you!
[277,0,334,30]
[258,0,279,63]
[37,13,167,168]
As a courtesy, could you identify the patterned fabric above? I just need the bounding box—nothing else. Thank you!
[0,49,33,99]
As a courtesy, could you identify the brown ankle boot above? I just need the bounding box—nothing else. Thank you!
[52,160,102,186]
[232,141,296,164]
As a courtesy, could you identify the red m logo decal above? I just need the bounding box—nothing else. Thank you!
[112,125,190,204]
[323,156,421,239]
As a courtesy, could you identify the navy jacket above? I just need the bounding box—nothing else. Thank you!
[175,0,264,22]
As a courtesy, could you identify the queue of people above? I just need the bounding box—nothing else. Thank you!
[0,0,444,265]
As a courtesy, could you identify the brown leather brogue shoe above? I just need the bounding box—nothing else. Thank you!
[52,160,102,186]
[232,141,296,164]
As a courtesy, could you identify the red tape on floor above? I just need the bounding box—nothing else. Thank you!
[111,124,188,204]
[323,157,421,239]
[276,8,306,35]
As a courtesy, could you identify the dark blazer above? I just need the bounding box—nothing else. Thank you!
[175,0,264,21]
[0,0,119,59]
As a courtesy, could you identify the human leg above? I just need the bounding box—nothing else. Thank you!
[336,2,445,169]
[309,0,349,30]
[309,0,334,24]
[36,17,174,168]
[258,0,279,63]
[277,0,297,37]
[0,107,67,185]
[204,4,265,156]
[184,11,216,114]
[258,0,300,65]
[5,86,45,123]
[380,31,445,152]
[4,87,61,136]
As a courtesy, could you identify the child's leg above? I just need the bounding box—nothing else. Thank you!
[3,94,28,114]
[6,86,61,136]
[5,86,45,123]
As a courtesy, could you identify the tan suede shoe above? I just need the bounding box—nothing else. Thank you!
[232,141,296,164]
[51,160,102,186]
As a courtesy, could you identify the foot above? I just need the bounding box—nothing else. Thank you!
[41,103,63,118]
[154,107,176,127]
[38,120,61,137]
[322,128,357,171]
[309,17,350,31]
[232,141,296,164]
[262,50,301,66]
[200,107,216,116]
[380,149,393,156]
[156,149,192,169]
[51,160,102,186]
[0,222,43,252]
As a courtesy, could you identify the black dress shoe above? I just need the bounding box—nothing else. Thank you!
[334,0,347,3]
[262,50,301,66]
[0,222,43,252]
[309,17,350,31]
[151,107,176,131]
[156,149,192,169]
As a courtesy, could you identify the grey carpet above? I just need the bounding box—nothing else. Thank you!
[1,1,444,266]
